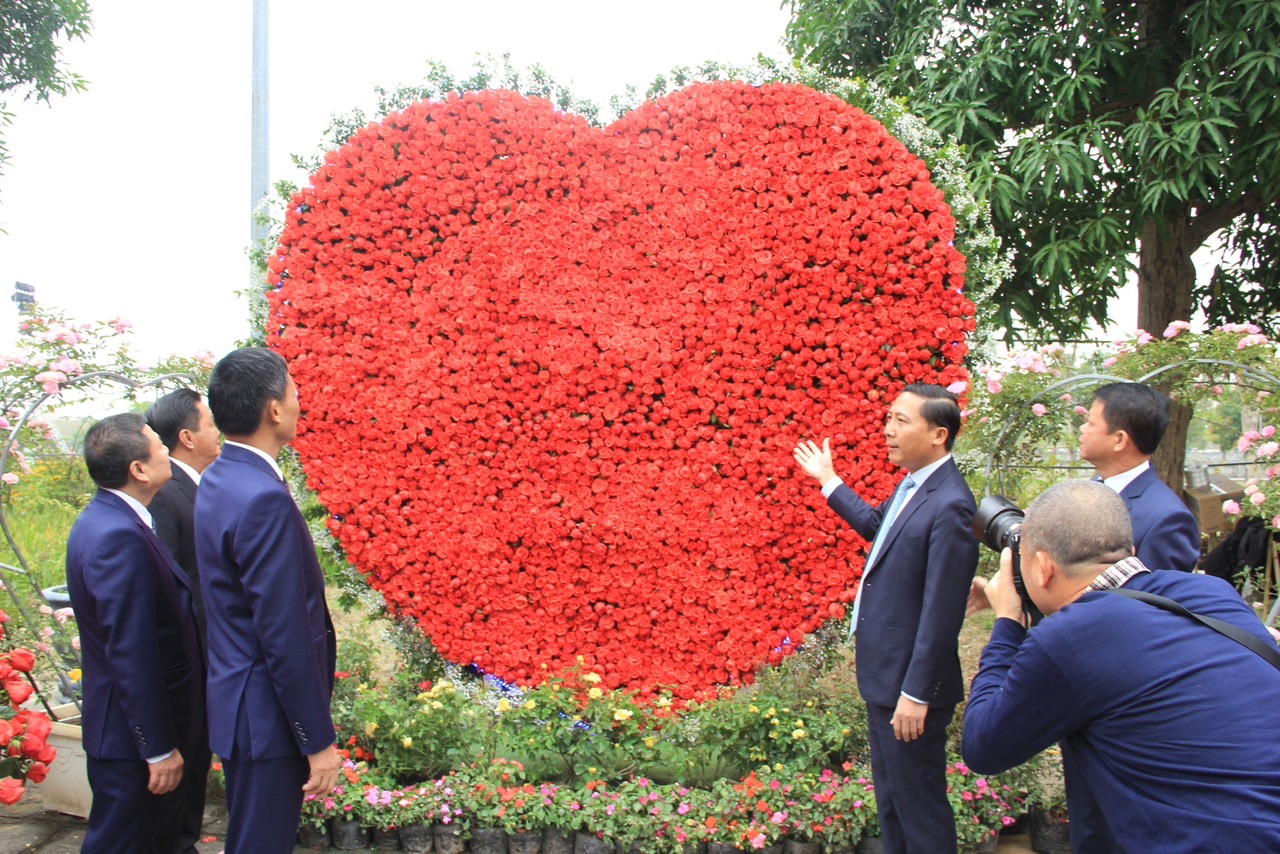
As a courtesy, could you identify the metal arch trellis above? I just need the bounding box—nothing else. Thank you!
[980,358,1280,496]
[977,357,1280,628]
[0,370,202,716]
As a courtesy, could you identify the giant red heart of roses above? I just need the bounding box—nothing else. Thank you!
[267,81,973,698]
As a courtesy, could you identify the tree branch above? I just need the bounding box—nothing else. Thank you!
[1189,193,1265,246]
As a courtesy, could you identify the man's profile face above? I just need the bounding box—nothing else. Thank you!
[188,401,222,472]
[138,425,173,490]
[277,375,301,443]
[1078,400,1118,465]
[883,391,942,472]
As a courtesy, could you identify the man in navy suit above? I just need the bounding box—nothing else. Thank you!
[66,413,203,853]
[963,480,1280,852]
[194,347,339,853]
[1079,382,1200,572]
[794,383,978,854]
[145,388,221,852]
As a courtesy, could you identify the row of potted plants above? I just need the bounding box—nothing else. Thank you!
[297,743,1024,852]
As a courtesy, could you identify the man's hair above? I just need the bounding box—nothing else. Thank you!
[1022,480,1135,577]
[900,382,962,451]
[207,348,289,436]
[1091,382,1171,456]
[83,412,152,489]
[145,388,202,452]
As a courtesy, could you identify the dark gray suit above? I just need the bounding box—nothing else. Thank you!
[148,461,210,853]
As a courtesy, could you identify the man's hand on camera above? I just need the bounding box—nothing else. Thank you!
[966,576,992,617]
[988,547,1026,624]
[792,438,837,485]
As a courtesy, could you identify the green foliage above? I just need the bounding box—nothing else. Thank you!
[785,0,1280,338]
[352,672,492,784]
[0,0,92,188]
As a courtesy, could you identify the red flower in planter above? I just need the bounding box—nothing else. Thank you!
[269,81,973,697]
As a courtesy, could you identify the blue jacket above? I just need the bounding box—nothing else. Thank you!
[828,457,978,707]
[963,571,1280,852]
[66,490,202,760]
[194,444,336,760]
[1121,467,1200,572]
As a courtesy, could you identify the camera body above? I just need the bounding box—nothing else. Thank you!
[972,495,1044,625]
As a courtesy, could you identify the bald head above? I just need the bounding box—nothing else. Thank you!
[1021,480,1135,578]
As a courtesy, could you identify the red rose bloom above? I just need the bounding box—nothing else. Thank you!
[268,82,974,697]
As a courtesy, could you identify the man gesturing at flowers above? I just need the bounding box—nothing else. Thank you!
[794,383,977,854]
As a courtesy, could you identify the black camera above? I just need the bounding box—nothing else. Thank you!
[972,495,1043,625]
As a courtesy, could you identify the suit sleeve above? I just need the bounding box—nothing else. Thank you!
[82,526,180,759]
[150,489,183,564]
[233,487,335,755]
[962,619,1090,775]
[826,482,886,542]
[1135,504,1201,573]
[900,491,979,703]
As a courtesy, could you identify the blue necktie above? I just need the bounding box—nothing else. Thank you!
[848,475,917,640]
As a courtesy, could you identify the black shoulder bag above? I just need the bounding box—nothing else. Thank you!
[1107,588,1280,672]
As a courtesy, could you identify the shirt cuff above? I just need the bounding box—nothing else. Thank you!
[900,691,928,705]
[820,476,844,498]
[145,749,175,764]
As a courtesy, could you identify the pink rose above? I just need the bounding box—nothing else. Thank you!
[1031,403,1047,416]
[987,379,1002,395]
[1222,500,1242,515]
[1135,330,1154,344]
[1163,320,1192,338]
[946,380,968,394]
[1262,425,1277,439]
[1250,492,1267,506]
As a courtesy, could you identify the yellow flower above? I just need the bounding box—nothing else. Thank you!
[654,696,672,708]
[68,668,82,682]
[792,729,807,740]
[588,687,604,700]
[497,698,511,713]
[582,672,603,684]
[524,699,537,710]
[766,708,776,717]
[749,705,759,714]
[431,700,444,710]
[794,720,805,728]
[771,718,781,726]
[402,736,413,748]
[365,722,379,736]
[644,737,657,748]
[613,709,633,722]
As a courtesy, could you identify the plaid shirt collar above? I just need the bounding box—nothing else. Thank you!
[1085,556,1151,592]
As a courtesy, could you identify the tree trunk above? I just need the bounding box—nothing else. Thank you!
[1136,213,1196,494]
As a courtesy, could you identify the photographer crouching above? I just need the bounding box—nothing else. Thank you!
[962,479,1280,853]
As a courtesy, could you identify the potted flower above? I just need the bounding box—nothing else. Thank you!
[0,608,58,807]
[946,761,1015,853]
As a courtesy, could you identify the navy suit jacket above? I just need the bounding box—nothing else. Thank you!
[65,490,202,760]
[828,457,979,707]
[963,571,1280,852]
[1120,466,1200,572]
[150,462,207,645]
[194,444,336,760]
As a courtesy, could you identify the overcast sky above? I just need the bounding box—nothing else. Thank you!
[0,1,793,361]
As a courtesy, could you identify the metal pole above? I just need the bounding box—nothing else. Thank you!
[250,0,270,252]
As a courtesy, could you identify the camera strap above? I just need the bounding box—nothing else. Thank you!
[1106,589,1280,672]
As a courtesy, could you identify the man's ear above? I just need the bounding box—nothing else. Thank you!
[1111,429,1131,453]
[1032,550,1057,590]
[178,428,196,452]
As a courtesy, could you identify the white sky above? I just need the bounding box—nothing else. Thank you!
[0,0,793,362]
